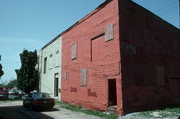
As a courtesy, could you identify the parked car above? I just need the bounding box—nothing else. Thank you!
[8,89,19,99]
[8,89,19,95]
[23,92,55,110]
[0,90,8,99]
[17,90,26,95]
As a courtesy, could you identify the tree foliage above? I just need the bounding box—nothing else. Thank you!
[0,79,17,89]
[6,80,18,89]
[0,64,4,78]
[17,50,39,93]
[0,83,5,88]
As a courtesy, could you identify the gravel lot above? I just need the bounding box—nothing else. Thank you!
[118,111,180,119]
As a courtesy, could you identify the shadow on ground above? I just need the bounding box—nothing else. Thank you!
[0,105,56,119]
[34,107,60,112]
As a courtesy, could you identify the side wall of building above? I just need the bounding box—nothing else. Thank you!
[119,0,180,113]
[39,36,62,100]
[62,0,123,114]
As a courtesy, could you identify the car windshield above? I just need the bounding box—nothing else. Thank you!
[34,93,50,98]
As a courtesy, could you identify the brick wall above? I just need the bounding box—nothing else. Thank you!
[119,0,180,114]
[62,0,123,114]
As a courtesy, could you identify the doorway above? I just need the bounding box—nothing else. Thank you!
[108,79,117,106]
[54,73,59,97]
[169,77,180,105]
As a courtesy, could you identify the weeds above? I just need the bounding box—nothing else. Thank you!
[138,107,180,118]
[55,101,118,119]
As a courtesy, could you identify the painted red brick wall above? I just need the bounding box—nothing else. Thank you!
[61,0,123,115]
[119,0,180,114]
[61,0,179,115]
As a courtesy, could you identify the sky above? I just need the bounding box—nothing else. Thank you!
[0,0,179,84]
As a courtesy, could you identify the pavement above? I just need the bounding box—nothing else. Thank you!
[2,101,179,119]
[0,101,105,119]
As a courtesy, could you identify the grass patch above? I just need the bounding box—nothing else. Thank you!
[138,107,180,118]
[167,107,180,113]
[55,101,118,119]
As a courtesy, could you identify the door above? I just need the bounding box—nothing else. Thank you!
[108,79,117,106]
[54,73,59,97]
[169,77,180,105]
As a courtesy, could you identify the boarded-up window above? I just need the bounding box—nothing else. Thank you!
[43,57,47,74]
[81,69,87,87]
[56,50,59,54]
[121,43,136,56]
[156,67,165,85]
[71,43,77,60]
[50,54,53,58]
[105,24,114,41]
[49,54,53,69]
[64,72,67,80]
[91,35,105,61]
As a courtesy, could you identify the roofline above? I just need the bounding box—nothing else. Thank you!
[42,0,179,50]
[130,0,179,30]
[41,0,112,50]
[42,33,62,50]
[60,0,112,36]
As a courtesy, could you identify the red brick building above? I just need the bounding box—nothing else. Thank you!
[61,0,180,115]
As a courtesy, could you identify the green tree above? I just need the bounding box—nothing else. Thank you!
[0,64,4,78]
[6,79,17,89]
[0,83,5,88]
[17,50,39,93]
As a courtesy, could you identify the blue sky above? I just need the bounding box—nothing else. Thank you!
[0,0,179,84]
